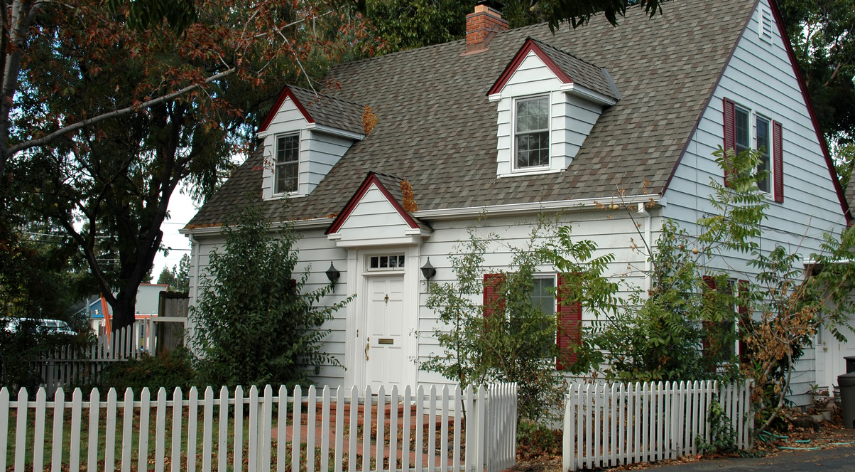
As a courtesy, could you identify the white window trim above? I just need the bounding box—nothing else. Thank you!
[512,94,551,173]
[734,104,775,196]
[273,132,300,196]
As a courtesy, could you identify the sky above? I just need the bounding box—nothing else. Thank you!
[151,189,198,281]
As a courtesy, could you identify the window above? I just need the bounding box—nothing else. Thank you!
[756,116,771,193]
[530,277,556,315]
[515,96,549,169]
[723,98,784,202]
[274,134,299,194]
[369,254,405,270]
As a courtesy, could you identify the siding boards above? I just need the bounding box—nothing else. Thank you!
[663,0,846,405]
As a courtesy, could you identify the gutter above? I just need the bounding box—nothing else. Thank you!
[180,194,664,236]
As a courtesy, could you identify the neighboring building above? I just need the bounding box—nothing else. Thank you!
[87,284,169,333]
[182,0,851,406]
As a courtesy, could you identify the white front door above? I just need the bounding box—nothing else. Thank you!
[364,275,406,389]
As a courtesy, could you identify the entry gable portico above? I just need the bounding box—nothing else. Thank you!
[326,172,432,246]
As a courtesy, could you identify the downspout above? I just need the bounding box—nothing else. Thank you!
[637,203,653,293]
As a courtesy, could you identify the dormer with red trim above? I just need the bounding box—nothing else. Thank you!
[488,38,620,178]
[257,85,367,199]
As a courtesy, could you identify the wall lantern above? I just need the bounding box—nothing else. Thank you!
[325,262,341,284]
[421,258,437,280]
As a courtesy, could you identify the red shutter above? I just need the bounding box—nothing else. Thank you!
[702,275,717,356]
[723,98,736,187]
[773,120,784,203]
[737,279,750,364]
[483,273,505,319]
[556,274,582,370]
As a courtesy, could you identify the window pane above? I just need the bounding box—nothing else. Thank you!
[735,108,750,155]
[370,257,379,268]
[275,134,300,193]
[530,278,556,315]
[380,256,388,268]
[516,98,548,132]
[398,255,405,267]
[277,135,299,163]
[756,117,770,192]
[516,131,549,168]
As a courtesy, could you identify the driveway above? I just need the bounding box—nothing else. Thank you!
[648,444,855,471]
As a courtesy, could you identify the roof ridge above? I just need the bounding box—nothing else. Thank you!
[527,36,606,70]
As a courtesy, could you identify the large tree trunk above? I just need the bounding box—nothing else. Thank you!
[111,292,137,333]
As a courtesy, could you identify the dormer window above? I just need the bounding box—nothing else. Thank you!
[275,134,300,194]
[515,96,550,170]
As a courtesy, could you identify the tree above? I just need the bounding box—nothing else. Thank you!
[191,204,351,388]
[157,254,190,292]
[11,0,376,330]
[423,219,619,421]
[778,0,855,178]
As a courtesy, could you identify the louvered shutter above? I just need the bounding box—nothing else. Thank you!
[723,98,737,186]
[737,279,750,364]
[556,274,582,370]
[483,273,505,319]
[702,275,717,357]
[773,121,784,203]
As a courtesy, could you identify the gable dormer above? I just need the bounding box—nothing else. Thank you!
[488,38,620,177]
[257,86,367,199]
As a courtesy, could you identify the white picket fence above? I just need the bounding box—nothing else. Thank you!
[562,380,753,471]
[0,382,517,472]
[31,320,158,396]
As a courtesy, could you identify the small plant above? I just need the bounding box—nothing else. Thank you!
[696,399,737,455]
[810,384,830,409]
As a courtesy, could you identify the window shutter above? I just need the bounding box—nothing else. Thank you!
[702,275,717,357]
[723,98,736,186]
[556,274,582,370]
[483,273,505,319]
[289,278,297,295]
[773,120,784,203]
[737,279,750,364]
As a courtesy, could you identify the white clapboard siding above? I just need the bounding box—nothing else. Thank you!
[562,380,753,471]
[0,383,516,472]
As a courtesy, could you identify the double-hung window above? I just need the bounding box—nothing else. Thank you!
[724,98,783,202]
[515,96,550,169]
[274,134,299,194]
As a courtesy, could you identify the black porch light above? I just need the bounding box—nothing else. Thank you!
[325,262,341,284]
[421,258,437,280]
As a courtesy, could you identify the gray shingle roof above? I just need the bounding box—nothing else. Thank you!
[527,38,620,100]
[189,0,755,228]
[288,86,365,136]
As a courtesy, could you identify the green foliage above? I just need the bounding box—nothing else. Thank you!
[695,399,737,455]
[158,254,190,292]
[99,346,196,393]
[191,204,351,389]
[1,320,93,392]
[423,219,619,421]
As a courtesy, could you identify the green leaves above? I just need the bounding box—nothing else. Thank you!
[190,203,351,388]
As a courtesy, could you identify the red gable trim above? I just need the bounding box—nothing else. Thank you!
[487,38,573,96]
[325,172,421,235]
[258,86,315,133]
[769,0,851,224]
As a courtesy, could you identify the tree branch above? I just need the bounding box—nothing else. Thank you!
[8,67,236,155]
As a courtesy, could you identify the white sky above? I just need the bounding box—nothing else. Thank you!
[151,189,198,280]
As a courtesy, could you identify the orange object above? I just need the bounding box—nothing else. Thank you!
[100,295,112,340]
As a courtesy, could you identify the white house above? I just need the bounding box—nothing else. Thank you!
[182,0,851,406]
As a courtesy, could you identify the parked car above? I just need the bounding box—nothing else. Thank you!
[2,318,77,336]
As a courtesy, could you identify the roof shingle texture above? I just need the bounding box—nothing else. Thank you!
[189,0,754,227]
[289,86,365,136]
[528,38,619,100]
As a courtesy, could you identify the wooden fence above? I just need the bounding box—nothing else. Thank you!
[31,319,184,396]
[562,380,753,471]
[0,382,517,472]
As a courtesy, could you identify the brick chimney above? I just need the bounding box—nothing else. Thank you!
[465,1,508,53]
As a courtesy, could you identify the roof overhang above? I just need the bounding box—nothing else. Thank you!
[325,172,424,235]
[258,86,314,133]
[488,38,573,96]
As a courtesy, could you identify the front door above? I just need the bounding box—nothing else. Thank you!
[364,275,405,390]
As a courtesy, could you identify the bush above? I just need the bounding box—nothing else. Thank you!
[99,346,196,393]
